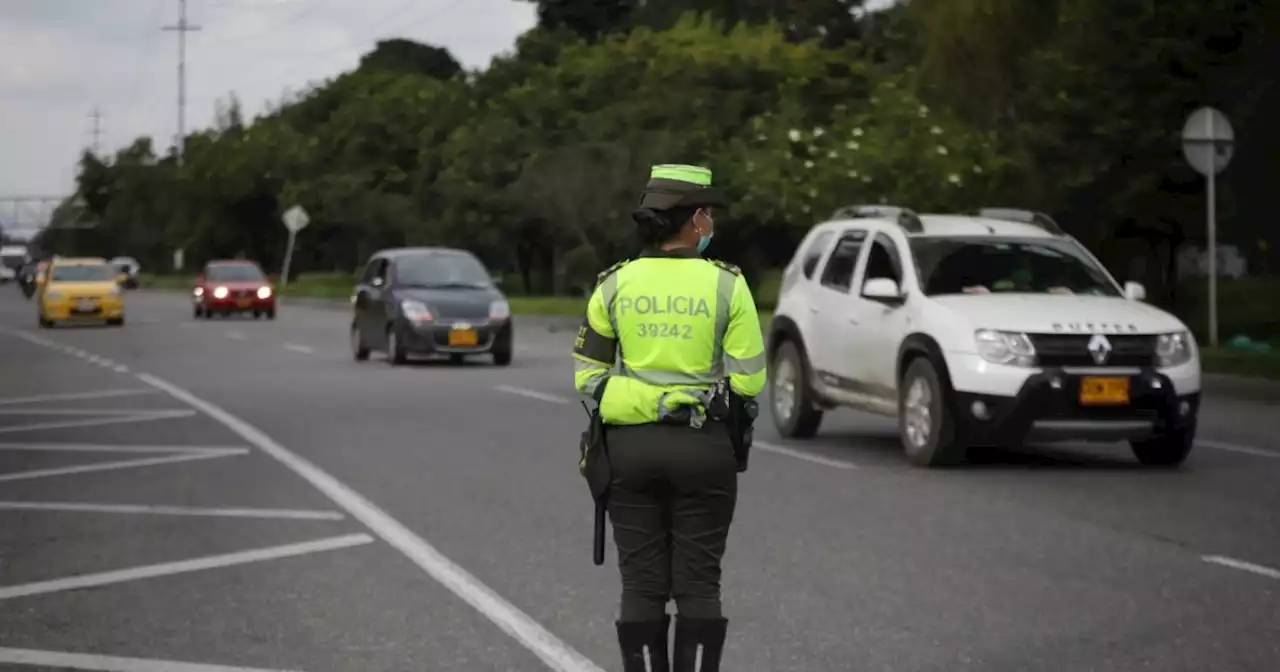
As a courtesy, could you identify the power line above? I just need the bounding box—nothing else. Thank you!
[163,0,201,164]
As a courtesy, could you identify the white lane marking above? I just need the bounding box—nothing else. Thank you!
[492,386,858,469]
[0,409,195,434]
[226,331,246,340]
[1202,555,1280,580]
[139,373,605,672]
[0,388,156,405]
[0,646,301,672]
[0,501,344,521]
[114,365,129,372]
[283,343,314,354]
[1199,440,1277,458]
[495,384,573,405]
[0,533,373,601]
[0,442,246,454]
[0,408,191,415]
[0,449,247,483]
[755,440,858,469]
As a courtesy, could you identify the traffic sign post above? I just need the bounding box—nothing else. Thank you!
[1182,106,1234,347]
[279,205,309,289]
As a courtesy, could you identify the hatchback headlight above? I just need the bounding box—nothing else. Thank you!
[400,299,433,321]
[212,286,229,299]
[256,286,272,299]
[490,299,510,320]
[1156,331,1193,368]
[975,329,1037,367]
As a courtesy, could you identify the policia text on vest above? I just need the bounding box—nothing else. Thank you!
[572,163,767,671]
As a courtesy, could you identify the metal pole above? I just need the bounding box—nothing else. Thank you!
[163,0,199,165]
[1206,112,1218,347]
[279,229,297,288]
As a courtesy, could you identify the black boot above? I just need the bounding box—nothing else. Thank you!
[672,617,727,671]
[616,616,670,671]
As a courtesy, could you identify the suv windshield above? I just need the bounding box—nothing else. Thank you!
[51,264,112,282]
[393,252,492,288]
[206,264,264,282]
[911,237,1120,297]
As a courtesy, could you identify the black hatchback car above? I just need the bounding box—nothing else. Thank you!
[349,247,513,366]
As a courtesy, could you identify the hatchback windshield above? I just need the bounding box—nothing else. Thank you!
[51,264,112,282]
[393,252,492,288]
[206,264,264,282]
[911,237,1120,297]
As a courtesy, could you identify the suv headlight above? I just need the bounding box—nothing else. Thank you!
[490,299,510,320]
[975,329,1037,367]
[400,299,433,321]
[1156,331,1193,368]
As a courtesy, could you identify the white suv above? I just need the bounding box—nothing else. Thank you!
[767,206,1201,468]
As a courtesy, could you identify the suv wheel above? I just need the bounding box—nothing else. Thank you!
[1130,426,1195,467]
[898,357,965,467]
[769,340,823,438]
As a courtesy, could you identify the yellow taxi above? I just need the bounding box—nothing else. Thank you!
[37,257,126,328]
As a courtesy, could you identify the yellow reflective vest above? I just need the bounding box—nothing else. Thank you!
[572,248,767,425]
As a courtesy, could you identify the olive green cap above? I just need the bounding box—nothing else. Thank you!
[638,163,727,210]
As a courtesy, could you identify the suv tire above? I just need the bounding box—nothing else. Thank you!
[898,357,965,467]
[769,340,824,438]
[1130,426,1195,467]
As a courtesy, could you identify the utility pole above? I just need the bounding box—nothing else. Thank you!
[88,107,104,155]
[162,0,200,165]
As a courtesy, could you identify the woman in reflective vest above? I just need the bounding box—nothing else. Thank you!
[573,164,767,671]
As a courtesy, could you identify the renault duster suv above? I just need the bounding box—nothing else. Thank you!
[767,206,1200,468]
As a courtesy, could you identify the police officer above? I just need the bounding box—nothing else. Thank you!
[573,164,767,671]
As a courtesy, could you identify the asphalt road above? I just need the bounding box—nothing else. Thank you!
[0,288,1277,672]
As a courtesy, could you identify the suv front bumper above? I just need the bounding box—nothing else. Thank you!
[954,369,1198,445]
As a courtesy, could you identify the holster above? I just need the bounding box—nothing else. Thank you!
[580,408,611,565]
[725,391,758,473]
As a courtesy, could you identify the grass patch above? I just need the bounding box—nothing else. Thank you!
[1199,346,1280,380]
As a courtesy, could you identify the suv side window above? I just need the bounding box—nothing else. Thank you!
[819,230,867,292]
[801,231,834,278]
[863,234,904,287]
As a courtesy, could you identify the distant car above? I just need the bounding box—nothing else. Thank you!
[109,256,140,289]
[37,257,125,328]
[349,247,513,366]
[193,260,276,319]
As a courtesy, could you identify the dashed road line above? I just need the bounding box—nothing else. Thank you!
[0,533,374,600]
[0,501,344,521]
[1201,555,1280,580]
[226,331,246,341]
[1199,440,1278,458]
[0,646,302,672]
[141,373,606,672]
[282,343,314,354]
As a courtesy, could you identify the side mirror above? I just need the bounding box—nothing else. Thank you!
[371,277,385,288]
[492,276,504,287]
[1123,281,1146,301]
[862,277,903,303]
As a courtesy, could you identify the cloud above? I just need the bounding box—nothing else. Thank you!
[0,0,536,217]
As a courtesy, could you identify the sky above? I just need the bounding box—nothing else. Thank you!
[0,0,537,235]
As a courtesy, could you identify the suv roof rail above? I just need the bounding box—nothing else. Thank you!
[974,208,1065,235]
[830,205,923,233]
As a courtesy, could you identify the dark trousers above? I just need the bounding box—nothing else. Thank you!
[605,422,738,622]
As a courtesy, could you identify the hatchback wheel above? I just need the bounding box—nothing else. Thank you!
[386,327,407,366]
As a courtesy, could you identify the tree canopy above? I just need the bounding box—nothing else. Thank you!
[40,0,1278,300]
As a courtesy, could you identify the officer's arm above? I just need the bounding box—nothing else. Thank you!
[572,285,615,401]
[723,274,767,397]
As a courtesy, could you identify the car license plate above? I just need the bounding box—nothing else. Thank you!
[237,298,252,308]
[1079,376,1129,405]
[75,300,96,313]
[448,328,478,346]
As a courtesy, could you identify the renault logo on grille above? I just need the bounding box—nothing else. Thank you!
[1087,333,1112,364]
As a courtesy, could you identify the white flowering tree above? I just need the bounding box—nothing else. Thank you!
[721,75,1011,227]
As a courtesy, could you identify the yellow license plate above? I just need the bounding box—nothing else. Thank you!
[448,329,478,346]
[237,298,252,308]
[1079,376,1130,405]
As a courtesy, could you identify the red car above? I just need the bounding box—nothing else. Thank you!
[192,260,276,319]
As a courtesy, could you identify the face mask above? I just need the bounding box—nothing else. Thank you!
[695,211,714,253]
